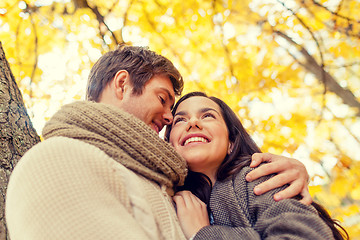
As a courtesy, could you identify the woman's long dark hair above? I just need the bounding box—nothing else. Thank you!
[165,91,348,240]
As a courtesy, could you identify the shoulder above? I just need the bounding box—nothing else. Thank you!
[220,164,285,212]
[6,137,132,237]
[24,136,109,159]
[211,166,257,207]
[230,165,317,213]
[213,166,256,197]
[14,136,117,174]
[6,137,173,239]
[232,164,278,192]
[6,136,130,205]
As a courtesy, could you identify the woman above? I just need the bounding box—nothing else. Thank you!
[165,92,348,240]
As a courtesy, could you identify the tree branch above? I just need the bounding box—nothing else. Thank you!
[140,2,193,76]
[15,17,23,82]
[277,0,325,71]
[300,0,360,38]
[73,0,121,45]
[277,0,329,114]
[312,0,359,23]
[211,0,237,84]
[325,106,360,145]
[28,11,39,100]
[275,30,360,116]
[121,0,135,44]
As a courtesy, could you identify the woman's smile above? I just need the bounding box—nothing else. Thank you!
[181,133,210,146]
[169,96,230,181]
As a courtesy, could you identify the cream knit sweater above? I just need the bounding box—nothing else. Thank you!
[6,101,187,240]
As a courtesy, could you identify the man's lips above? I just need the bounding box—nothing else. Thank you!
[150,121,162,133]
[181,134,210,146]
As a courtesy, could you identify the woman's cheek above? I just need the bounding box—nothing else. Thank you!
[169,128,181,148]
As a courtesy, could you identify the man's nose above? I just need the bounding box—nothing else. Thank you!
[163,109,173,125]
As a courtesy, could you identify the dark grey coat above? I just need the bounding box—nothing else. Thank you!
[194,166,334,239]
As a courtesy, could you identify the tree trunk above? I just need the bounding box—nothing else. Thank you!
[0,42,41,239]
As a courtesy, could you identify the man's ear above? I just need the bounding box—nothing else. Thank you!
[113,70,130,100]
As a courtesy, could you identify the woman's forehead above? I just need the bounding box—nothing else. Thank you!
[176,96,221,113]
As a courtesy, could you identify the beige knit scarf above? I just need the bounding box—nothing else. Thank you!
[42,101,187,193]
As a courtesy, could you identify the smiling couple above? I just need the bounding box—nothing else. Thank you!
[6,45,344,240]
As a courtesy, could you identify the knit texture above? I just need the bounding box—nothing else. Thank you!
[6,136,186,239]
[194,166,335,239]
[6,100,188,239]
[42,101,187,192]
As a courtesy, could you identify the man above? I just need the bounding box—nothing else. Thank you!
[6,45,310,239]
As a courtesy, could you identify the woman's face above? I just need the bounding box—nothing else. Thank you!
[169,96,230,181]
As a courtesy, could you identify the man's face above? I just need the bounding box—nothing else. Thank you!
[119,74,175,133]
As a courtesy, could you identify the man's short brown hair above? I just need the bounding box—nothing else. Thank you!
[86,45,183,101]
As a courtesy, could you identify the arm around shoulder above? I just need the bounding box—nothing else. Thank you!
[190,167,334,240]
[241,167,335,239]
[247,153,311,204]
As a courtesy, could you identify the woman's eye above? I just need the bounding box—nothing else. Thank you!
[173,117,185,125]
[203,113,215,119]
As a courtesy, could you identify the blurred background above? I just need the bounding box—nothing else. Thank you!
[1,0,359,238]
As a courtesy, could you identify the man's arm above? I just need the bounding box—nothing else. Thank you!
[245,153,311,205]
[184,168,330,240]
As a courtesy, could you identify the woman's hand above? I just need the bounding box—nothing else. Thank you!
[245,153,312,205]
[173,191,210,239]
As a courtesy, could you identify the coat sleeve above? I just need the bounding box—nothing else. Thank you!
[193,166,335,240]
[6,137,156,240]
[240,167,335,240]
[193,225,261,239]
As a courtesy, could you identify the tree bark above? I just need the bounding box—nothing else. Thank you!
[0,42,41,239]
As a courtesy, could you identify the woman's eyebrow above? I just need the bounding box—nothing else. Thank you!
[174,111,187,117]
[174,107,220,117]
[200,107,220,115]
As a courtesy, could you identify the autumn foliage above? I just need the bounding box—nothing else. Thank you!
[0,0,359,238]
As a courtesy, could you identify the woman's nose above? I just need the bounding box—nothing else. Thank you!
[186,117,202,131]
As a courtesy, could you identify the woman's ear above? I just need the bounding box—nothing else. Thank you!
[228,142,234,154]
[113,70,130,100]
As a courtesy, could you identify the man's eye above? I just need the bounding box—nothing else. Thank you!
[159,96,165,104]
